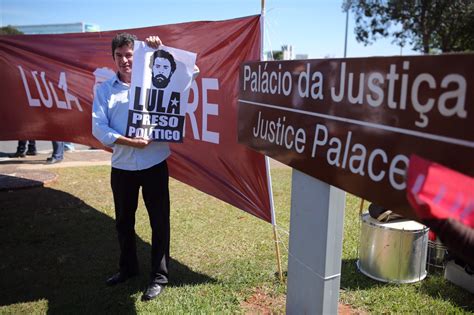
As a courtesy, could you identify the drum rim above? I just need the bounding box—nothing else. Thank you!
[361,213,429,233]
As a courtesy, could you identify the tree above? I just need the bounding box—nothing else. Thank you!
[346,0,474,54]
[0,25,23,35]
[272,51,284,60]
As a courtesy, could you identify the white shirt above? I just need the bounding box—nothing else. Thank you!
[92,74,170,170]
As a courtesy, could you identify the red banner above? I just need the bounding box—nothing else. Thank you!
[407,154,474,228]
[0,15,272,222]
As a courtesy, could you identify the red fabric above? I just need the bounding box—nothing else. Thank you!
[0,15,272,222]
[428,230,437,241]
[406,154,474,228]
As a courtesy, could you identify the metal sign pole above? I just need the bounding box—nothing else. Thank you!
[286,169,345,314]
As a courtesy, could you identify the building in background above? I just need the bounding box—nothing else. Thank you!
[14,22,99,34]
[265,44,308,60]
[295,54,309,59]
[281,45,293,60]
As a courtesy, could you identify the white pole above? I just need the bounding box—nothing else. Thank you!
[261,0,283,282]
[344,2,350,58]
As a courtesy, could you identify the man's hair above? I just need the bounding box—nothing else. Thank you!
[149,49,177,73]
[111,32,137,59]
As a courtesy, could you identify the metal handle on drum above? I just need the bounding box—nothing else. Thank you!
[359,199,365,217]
[398,226,402,279]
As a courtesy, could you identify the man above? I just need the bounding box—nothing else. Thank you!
[150,49,176,89]
[92,33,194,301]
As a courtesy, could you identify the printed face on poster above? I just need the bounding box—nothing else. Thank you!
[127,41,196,142]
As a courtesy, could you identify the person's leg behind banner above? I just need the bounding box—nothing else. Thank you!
[26,140,37,155]
[47,141,64,164]
[11,140,27,157]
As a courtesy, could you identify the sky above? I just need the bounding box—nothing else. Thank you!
[0,0,418,58]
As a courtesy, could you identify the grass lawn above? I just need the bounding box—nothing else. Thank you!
[0,166,472,314]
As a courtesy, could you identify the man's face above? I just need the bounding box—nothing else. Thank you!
[151,57,172,88]
[113,45,133,82]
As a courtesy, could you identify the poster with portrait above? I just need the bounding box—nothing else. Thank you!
[126,41,197,142]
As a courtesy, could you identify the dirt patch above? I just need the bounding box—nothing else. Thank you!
[241,288,286,314]
[339,303,367,315]
[241,288,365,314]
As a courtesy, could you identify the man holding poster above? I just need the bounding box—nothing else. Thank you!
[92,32,198,301]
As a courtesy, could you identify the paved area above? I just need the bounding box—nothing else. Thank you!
[0,140,288,191]
[0,140,92,158]
[0,147,111,191]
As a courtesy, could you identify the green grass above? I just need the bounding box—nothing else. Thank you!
[0,166,472,314]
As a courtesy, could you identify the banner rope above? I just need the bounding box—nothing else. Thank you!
[274,224,289,236]
[275,223,341,281]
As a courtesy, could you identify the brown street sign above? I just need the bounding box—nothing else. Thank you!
[237,55,474,217]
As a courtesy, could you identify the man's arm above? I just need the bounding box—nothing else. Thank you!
[93,92,151,149]
[114,136,151,148]
[92,84,121,147]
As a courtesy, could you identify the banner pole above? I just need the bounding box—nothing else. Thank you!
[266,156,283,282]
[261,0,283,283]
[273,222,284,282]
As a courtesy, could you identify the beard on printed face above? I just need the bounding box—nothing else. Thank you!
[152,73,171,89]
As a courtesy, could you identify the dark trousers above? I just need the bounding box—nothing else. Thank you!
[17,140,36,153]
[111,161,170,284]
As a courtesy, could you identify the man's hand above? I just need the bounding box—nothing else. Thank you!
[145,36,162,49]
[193,65,200,80]
[115,136,152,148]
[129,137,152,148]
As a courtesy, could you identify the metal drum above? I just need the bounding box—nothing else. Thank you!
[357,213,429,283]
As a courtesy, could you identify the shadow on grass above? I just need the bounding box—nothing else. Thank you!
[0,186,214,314]
[340,258,380,290]
[418,272,474,311]
[341,258,474,312]
[0,174,44,191]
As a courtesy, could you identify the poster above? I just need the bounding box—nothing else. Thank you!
[127,43,196,142]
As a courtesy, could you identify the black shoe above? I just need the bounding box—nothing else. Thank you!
[142,283,165,301]
[46,157,63,164]
[26,150,37,156]
[10,151,26,158]
[106,272,138,286]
